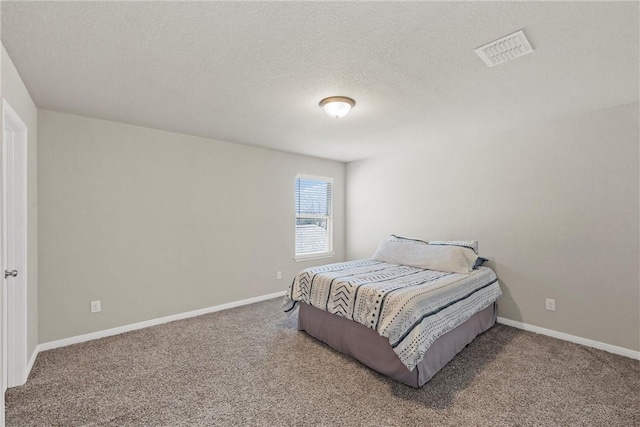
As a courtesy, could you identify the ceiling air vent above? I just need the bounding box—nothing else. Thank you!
[474,30,533,67]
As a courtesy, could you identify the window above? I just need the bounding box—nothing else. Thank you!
[295,175,333,261]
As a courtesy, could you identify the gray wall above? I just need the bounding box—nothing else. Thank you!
[346,103,639,351]
[1,46,38,360]
[38,110,345,343]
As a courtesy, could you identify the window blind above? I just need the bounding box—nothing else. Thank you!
[295,176,333,257]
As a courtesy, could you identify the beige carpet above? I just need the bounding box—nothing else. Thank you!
[6,298,639,426]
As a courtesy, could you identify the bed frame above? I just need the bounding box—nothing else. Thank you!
[298,301,497,388]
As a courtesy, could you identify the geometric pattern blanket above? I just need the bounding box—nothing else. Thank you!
[283,259,502,371]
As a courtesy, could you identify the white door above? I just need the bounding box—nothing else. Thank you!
[1,100,29,425]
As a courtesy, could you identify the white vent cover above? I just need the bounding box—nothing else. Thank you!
[474,30,533,67]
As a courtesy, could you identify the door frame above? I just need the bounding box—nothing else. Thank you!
[1,99,29,401]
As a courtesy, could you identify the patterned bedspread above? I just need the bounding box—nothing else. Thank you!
[283,259,502,371]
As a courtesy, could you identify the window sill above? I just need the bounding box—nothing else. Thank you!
[294,252,335,262]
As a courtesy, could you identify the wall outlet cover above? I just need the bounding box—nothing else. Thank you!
[545,298,556,311]
[91,300,101,313]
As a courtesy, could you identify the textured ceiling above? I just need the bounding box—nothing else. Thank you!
[1,2,638,162]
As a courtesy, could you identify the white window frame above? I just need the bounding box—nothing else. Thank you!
[294,174,334,262]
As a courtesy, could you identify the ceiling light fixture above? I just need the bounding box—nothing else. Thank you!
[319,96,356,119]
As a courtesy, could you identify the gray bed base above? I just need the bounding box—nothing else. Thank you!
[298,302,497,388]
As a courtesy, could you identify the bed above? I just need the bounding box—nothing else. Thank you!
[283,256,502,388]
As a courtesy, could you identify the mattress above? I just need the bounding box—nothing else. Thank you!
[284,259,502,371]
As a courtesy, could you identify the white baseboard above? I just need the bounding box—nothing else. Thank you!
[38,291,286,352]
[24,347,38,380]
[497,317,639,360]
[31,297,637,376]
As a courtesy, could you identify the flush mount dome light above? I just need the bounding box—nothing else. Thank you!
[319,96,356,119]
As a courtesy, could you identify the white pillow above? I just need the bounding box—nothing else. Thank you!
[428,240,479,254]
[372,234,477,274]
[371,234,429,264]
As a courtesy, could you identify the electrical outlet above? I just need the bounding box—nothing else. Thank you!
[276,271,282,280]
[91,300,101,313]
[545,298,556,312]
